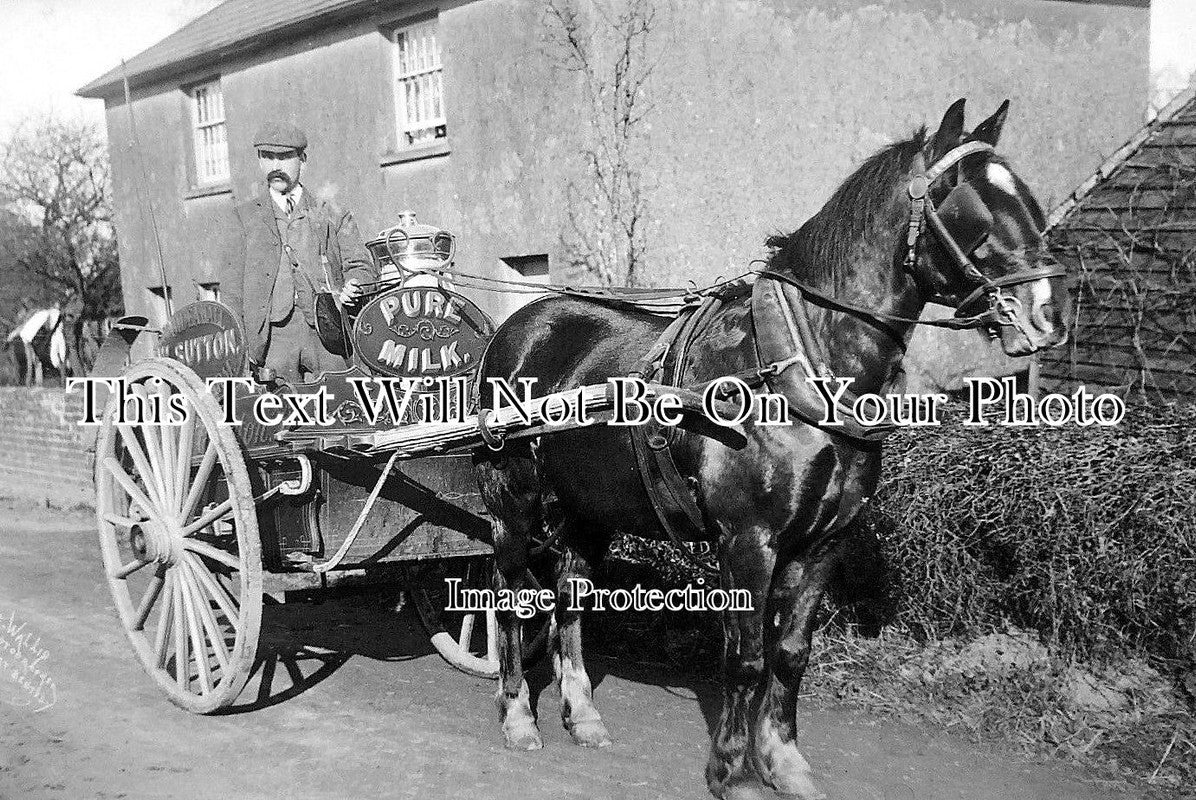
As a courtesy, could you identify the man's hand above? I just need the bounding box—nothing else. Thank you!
[251,362,276,385]
[339,278,364,307]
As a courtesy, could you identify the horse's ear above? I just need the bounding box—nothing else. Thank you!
[970,99,1010,147]
[929,98,966,161]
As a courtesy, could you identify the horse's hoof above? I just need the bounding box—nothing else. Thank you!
[705,755,739,798]
[567,718,612,748]
[502,724,543,751]
[768,772,826,800]
[719,779,771,800]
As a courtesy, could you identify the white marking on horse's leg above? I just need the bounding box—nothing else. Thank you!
[986,162,1019,197]
[754,702,823,799]
[558,652,610,747]
[495,678,542,750]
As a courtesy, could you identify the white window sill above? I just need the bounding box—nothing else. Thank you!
[380,140,451,166]
[184,183,233,200]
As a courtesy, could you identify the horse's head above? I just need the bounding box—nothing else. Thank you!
[909,99,1068,356]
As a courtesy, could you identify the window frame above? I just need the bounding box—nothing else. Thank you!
[188,77,230,187]
[390,16,447,150]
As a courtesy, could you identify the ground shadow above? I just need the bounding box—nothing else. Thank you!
[220,588,438,714]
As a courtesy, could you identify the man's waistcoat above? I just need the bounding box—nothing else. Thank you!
[220,190,375,363]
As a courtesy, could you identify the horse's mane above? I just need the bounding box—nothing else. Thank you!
[766,128,928,290]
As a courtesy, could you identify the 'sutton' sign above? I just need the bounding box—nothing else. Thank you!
[156,301,246,379]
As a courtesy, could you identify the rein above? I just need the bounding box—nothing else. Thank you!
[355,264,752,312]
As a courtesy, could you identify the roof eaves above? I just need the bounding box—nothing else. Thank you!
[1045,80,1196,232]
[76,0,376,99]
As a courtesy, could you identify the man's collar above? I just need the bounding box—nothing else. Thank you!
[269,183,305,213]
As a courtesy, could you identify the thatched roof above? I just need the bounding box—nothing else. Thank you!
[1041,83,1196,402]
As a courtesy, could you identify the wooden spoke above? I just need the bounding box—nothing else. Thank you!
[160,428,178,512]
[183,497,234,537]
[459,613,476,650]
[173,409,196,517]
[112,559,150,580]
[156,379,180,509]
[173,570,188,689]
[103,457,161,523]
[133,571,166,631]
[183,538,241,572]
[154,571,175,668]
[129,382,173,506]
[178,563,213,695]
[102,511,145,528]
[140,430,171,513]
[182,560,230,674]
[181,442,218,521]
[184,553,241,636]
[485,608,498,663]
[116,423,165,511]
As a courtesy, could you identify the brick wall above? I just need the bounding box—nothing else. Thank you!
[0,388,92,506]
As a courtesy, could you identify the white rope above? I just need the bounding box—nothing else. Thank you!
[310,450,402,574]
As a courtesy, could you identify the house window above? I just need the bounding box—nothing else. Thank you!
[191,79,229,185]
[393,19,446,148]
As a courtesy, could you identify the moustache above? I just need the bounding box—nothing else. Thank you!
[267,170,290,182]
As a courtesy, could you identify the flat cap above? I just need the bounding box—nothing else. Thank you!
[252,122,307,152]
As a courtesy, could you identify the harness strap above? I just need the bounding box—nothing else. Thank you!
[756,269,1010,331]
[626,293,735,577]
[356,266,757,312]
[954,263,1066,313]
[745,276,896,442]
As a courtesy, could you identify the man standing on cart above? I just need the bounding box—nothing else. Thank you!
[220,122,377,382]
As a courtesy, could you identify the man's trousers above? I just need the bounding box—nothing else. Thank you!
[263,307,347,382]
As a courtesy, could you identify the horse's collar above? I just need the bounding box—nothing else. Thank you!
[747,277,892,443]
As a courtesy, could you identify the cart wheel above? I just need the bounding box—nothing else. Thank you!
[405,557,552,679]
[94,357,262,714]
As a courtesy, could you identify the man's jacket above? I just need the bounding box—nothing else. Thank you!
[220,190,376,363]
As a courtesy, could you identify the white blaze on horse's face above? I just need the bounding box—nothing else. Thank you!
[985,162,1020,198]
[974,160,1068,355]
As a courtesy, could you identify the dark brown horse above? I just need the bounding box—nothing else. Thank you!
[473,100,1067,799]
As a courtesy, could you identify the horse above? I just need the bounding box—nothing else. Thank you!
[4,305,69,386]
[473,99,1067,799]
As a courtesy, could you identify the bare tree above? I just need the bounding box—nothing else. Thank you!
[544,0,660,286]
[0,116,122,321]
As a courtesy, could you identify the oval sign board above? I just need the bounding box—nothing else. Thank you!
[353,287,493,382]
[156,301,246,379]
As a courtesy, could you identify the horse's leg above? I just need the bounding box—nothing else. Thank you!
[706,527,774,798]
[552,524,611,747]
[21,343,33,387]
[750,548,838,800]
[476,453,543,751]
[31,344,42,387]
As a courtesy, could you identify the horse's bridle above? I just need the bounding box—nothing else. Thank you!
[901,140,1065,335]
[759,140,1065,340]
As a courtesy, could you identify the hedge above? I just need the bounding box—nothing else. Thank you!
[858,402,1196,664]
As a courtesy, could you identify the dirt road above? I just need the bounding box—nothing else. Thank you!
[0,501,1136,800]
